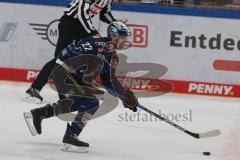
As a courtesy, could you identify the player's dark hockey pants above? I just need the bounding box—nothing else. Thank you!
[31,16,91,91]
[69,96,99,135]
[45,96,99,135]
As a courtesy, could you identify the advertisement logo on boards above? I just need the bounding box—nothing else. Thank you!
[29,19,59,46]
[128,24,148,48]
[188,83,234,96]
[0,22,17,42]
[29,20,148,48]
[170,30,240,52]
[26,70,40,81]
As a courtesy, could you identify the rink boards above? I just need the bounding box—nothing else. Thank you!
[0,1,240,98]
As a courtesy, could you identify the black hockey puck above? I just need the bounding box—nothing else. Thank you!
[203,152,211,156]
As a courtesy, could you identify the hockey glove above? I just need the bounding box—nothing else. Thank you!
[121,90,139,112]
[123,101,138,112]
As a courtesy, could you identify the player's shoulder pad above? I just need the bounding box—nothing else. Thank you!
[93,37,110,53]
[94,37,109,48]
[75,36,93,46]
[75,36,99,52]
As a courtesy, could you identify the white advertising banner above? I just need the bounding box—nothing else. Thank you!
[100,10,240,85]
[0,2,240,97]
[0,2,100,69]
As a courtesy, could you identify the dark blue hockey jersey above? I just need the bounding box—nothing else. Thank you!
[57,36,117,86]
[56,36,138,107]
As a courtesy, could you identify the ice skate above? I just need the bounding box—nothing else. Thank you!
[23,112,38,136]
[23,104,51,136]
[61,123,89,153]
[22,87,43,104]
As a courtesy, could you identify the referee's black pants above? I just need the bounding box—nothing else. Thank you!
[31,16,91,91]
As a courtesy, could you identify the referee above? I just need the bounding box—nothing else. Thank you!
[24,0,119,103]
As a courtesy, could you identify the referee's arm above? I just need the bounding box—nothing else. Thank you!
[99,3,117,24]
[77,0,98,35]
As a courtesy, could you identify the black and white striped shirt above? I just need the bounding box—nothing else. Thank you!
[64,0,116,34]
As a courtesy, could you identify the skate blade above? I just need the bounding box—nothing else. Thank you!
[22,93,42,104]
[61,143,89,153]
[23,112,38,136]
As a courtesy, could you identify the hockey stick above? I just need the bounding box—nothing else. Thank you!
[94,81,221,139]
[137,104,221,139]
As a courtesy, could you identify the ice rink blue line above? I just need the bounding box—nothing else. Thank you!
[1,0,240,19]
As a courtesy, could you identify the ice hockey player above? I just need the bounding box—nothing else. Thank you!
[23,0,121,104]
[23,21,139,153]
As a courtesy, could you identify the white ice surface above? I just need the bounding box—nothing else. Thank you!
[0,81,240,160]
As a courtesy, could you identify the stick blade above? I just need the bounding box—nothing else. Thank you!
[199,129,221,138]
